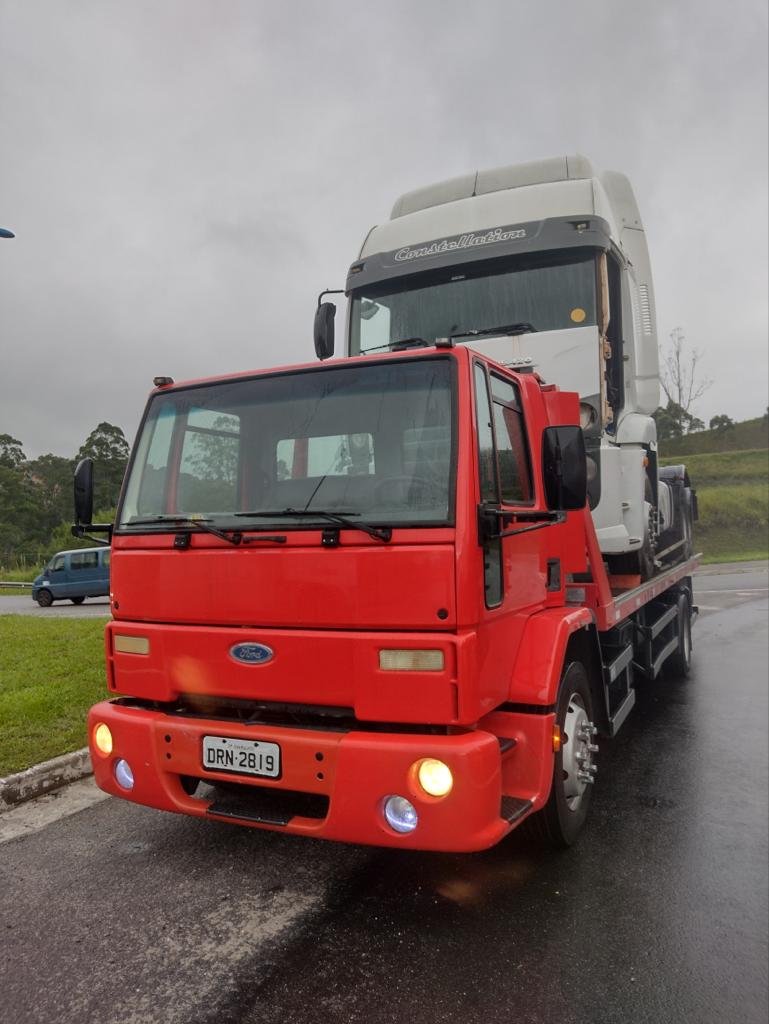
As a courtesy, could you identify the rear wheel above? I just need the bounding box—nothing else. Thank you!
[526,662,598,848]
[70,596,85,605]
[36,589,53,607]
[666,592,692,678]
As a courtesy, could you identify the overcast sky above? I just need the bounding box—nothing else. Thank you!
[1,0,767,459]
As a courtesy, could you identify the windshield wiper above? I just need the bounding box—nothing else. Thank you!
[235,508,392,543]
[124,515,287,546]
[363,336,431,353]
[450,322,537,340]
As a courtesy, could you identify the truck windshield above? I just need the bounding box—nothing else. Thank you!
[118,358,455,531]
[350,253,597,354]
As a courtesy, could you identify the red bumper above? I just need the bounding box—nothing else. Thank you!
[87,700,554,852]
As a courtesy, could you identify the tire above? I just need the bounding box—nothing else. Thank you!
[71,596,85,605]
[525,662,598,848]
[36,589,53,607]
[606,533,655,581]
[665,592,692,678]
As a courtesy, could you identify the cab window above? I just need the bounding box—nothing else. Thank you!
[489,375,533,504]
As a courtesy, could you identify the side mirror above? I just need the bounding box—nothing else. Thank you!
[313,302,336,360]
[542,426,587,511]
[73,457,94,526]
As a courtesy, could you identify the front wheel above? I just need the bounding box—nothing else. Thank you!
[528,662,598,848]
[36,589,53,607]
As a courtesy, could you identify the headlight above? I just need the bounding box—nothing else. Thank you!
[579,402,597,430]
[113,634,150,655]
[379,649,444,671]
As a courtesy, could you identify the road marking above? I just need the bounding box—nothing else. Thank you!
[0,777,108,844]
[695,588,769,595]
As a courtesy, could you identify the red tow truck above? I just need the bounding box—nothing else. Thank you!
[77,341,697,851]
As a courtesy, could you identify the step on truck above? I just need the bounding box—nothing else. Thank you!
[79,156,698,851]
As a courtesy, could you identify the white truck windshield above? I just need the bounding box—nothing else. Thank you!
[118,358,455,531]
[350,254,597,354]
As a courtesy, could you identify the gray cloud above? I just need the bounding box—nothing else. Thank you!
[1,0,767,458]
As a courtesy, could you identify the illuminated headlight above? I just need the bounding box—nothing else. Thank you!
[416,758,453,797]
[113,634,150,655]
[579,402,597,430]
[93,722,113,756]
[383,795,418,834]
[379,649,444,672]
[114,759,135,790]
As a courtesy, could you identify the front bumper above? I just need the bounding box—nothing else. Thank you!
[88,700,553,852]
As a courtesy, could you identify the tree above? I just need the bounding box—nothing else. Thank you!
[76,422,130,510]
[0,434,26,469]
[27,453,76,530]
[659,328,712,433]
[709,414,735,434]
[653,400,704,442]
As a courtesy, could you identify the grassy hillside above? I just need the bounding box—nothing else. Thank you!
[660,448,768,563]
[661,415,768,456]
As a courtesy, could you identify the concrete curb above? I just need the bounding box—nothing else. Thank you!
[0,748,93,813]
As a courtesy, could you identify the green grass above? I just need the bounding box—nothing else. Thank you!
[0,615,110,776]
[659,449,768,563]
[661,448,768,487]
[661,415,769,456]
[0,566,40,584]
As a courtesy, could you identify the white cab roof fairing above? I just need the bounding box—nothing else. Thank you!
[351,156,659,415]
[358,179,618,259]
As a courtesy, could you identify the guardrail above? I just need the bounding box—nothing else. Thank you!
[0,581,33,589]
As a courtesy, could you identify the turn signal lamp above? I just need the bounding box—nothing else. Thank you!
[416,758,453,797]
[379,649,444,671]
[552,725,562,753]
[93,722,113,756]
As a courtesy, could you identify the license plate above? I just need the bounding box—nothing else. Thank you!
[202,735,281,779]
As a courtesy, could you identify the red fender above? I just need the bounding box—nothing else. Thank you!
[509,606,594,705]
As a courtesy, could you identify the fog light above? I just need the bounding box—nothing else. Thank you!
[383,795,418,834]
[416,758,453,797]
[114,759,134,790]
[93,722,113,756]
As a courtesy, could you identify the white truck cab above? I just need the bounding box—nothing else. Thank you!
[327,155,668,572]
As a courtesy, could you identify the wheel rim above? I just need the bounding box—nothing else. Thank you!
[562,694,598,811]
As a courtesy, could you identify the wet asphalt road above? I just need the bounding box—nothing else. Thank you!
[0,593,110,617]
[0,565,766,1024]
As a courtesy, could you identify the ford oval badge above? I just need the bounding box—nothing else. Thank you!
[229,642,274,665]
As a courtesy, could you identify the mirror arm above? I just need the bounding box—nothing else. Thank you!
[478,505,564,542]
[496,513,565,539]
[316,288,345,308]
[71,523,113,545]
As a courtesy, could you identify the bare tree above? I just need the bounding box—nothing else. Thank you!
[660,328,713,423]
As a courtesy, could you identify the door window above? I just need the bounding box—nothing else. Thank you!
[489,375,533,505]
[71,551,99,571]
[474,363,502,607]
